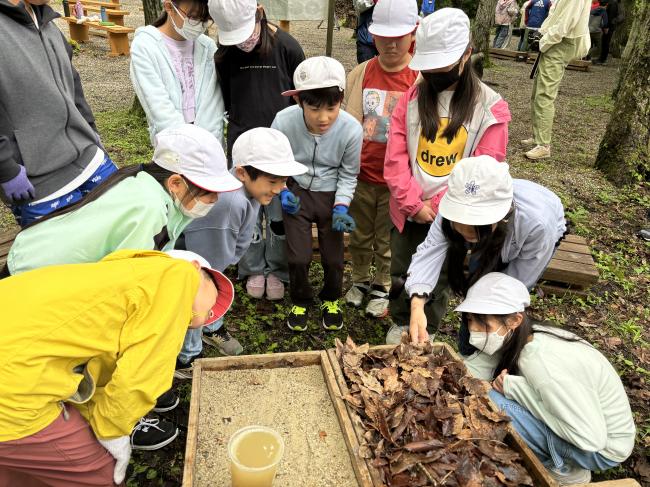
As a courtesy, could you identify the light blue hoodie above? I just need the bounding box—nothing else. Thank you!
[271,105,362,206]
[405,179,566,295]
[130,25,225,144]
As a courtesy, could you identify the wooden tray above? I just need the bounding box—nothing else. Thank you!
[182,351,371,487]
[325,343,557,487]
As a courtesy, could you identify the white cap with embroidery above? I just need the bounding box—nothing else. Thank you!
[281,56,346,97]
[438,155,513,225]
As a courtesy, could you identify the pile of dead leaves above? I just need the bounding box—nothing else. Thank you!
[335,337,534,487]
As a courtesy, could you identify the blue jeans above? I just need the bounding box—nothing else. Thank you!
[13,153,117,227]
[489,390,620,471]
[493,24,510,48]
[178,317,224,364]
[238,196,289,282]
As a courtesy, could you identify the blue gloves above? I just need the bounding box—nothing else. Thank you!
[1,166,35,204]
[332,204,356,232]
[280,188,301,215]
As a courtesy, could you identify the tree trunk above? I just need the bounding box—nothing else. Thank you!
[610,0,634,58]
[595,0,650,185]
[472,0,498,62]
[141,0,163,26]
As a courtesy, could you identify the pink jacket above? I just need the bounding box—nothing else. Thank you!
[383,82,511,232]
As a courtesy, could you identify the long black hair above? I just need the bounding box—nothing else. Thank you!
[463,312,589,379]
[152,0,210,28]
[20,163,211,231]
[214,6,275,64]
[441,206,514,297]
[417,44,481,143]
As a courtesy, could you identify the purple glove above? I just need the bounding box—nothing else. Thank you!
[1,166,35,203]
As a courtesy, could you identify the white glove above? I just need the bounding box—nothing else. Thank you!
[98,435,131,484]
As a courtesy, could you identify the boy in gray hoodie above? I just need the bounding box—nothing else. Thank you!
[0,0,115,226]
[271,56,363,333]
[174,128,307,370]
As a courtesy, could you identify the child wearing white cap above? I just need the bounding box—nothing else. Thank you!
[7,124,241,276]
[404,156,566,351]
[130,0,224,143]
[0,249,234,486]
[271,56,363,332]
[455,273,635,485]
[175,128,307,363]
[209,0,305,301]
[343,0,419,318]
[383,8,512,345]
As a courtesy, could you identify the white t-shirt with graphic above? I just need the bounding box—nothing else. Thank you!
[162,34,196,123]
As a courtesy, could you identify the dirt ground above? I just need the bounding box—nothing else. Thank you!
[4,4,649,486]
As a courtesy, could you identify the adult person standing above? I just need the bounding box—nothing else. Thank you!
[597,0,622,64]
[522,0,552,51]
[522,0,592,160]
[130,0,225,143]
[383,8,511,345]
[0,0,117,227]
[493,0,519,49]
[209,0,305,302]
[354,0,378,63]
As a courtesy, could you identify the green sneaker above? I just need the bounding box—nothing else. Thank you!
[287,305,309,332]
[321,300,343,331]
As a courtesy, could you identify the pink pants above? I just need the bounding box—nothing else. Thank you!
[0,407,118,487]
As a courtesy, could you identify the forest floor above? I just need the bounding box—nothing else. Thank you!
[2,6,648,486]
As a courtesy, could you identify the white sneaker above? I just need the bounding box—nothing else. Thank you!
[547,462,591,485]
[365,288,388,318]
[525,144,551,160]
[520,137,536,146]
[385,324,409,345]
[344,283,369,308]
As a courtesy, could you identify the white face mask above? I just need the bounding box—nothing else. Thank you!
[469,326,509,355]
[170,3,207,40]
[174,195,214,218]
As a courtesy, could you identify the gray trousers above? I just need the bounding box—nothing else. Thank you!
[238,196,289,282]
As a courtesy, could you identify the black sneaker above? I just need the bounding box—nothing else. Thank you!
[321,300,343,331]
[287,305,308,332]
[152,390,179,413]
[131,418,179,451]
[202,327,243,356]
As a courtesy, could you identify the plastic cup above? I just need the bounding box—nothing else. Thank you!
[227,425,284,487]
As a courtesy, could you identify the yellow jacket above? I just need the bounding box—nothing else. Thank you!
[0,250,198,441]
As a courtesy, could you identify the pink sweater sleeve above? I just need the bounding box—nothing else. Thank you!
[472,99,511,162]
[384,87,424,218]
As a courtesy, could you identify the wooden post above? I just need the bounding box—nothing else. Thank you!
[107,31,130,56]
[325,0,335,56]
[279,20,290,32]
[68,21,90,42]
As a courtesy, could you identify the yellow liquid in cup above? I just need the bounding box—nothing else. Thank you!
[229,427,283,487]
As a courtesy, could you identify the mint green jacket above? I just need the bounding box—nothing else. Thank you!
[8,172,192,275]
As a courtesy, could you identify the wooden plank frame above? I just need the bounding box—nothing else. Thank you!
[488,48,590,72]
[0,228,18,268]
[182,351,374,487]
[325,343,557,487]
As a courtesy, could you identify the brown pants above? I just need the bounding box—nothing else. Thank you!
[348,180,391,289]
[284,179,344,306]
[0,407,117,487]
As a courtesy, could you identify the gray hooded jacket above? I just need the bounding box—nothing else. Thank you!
[0,0,100,200]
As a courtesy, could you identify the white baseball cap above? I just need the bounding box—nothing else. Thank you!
[153,124,242,193]
[455,273,530,315]
[368,0,418,38]
[233,128,308,177]
[281,56,346,97]
[209,0,257,46]
[165,250,235,323]
[410,8,470,71]
[438,155,513,226]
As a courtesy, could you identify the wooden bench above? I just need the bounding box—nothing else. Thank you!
[312,228,599,296]
[79,0,121,9]
[489,47,591,72]
[0,228,18,269]
[82,6,129,26]
[63,17,134,56]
